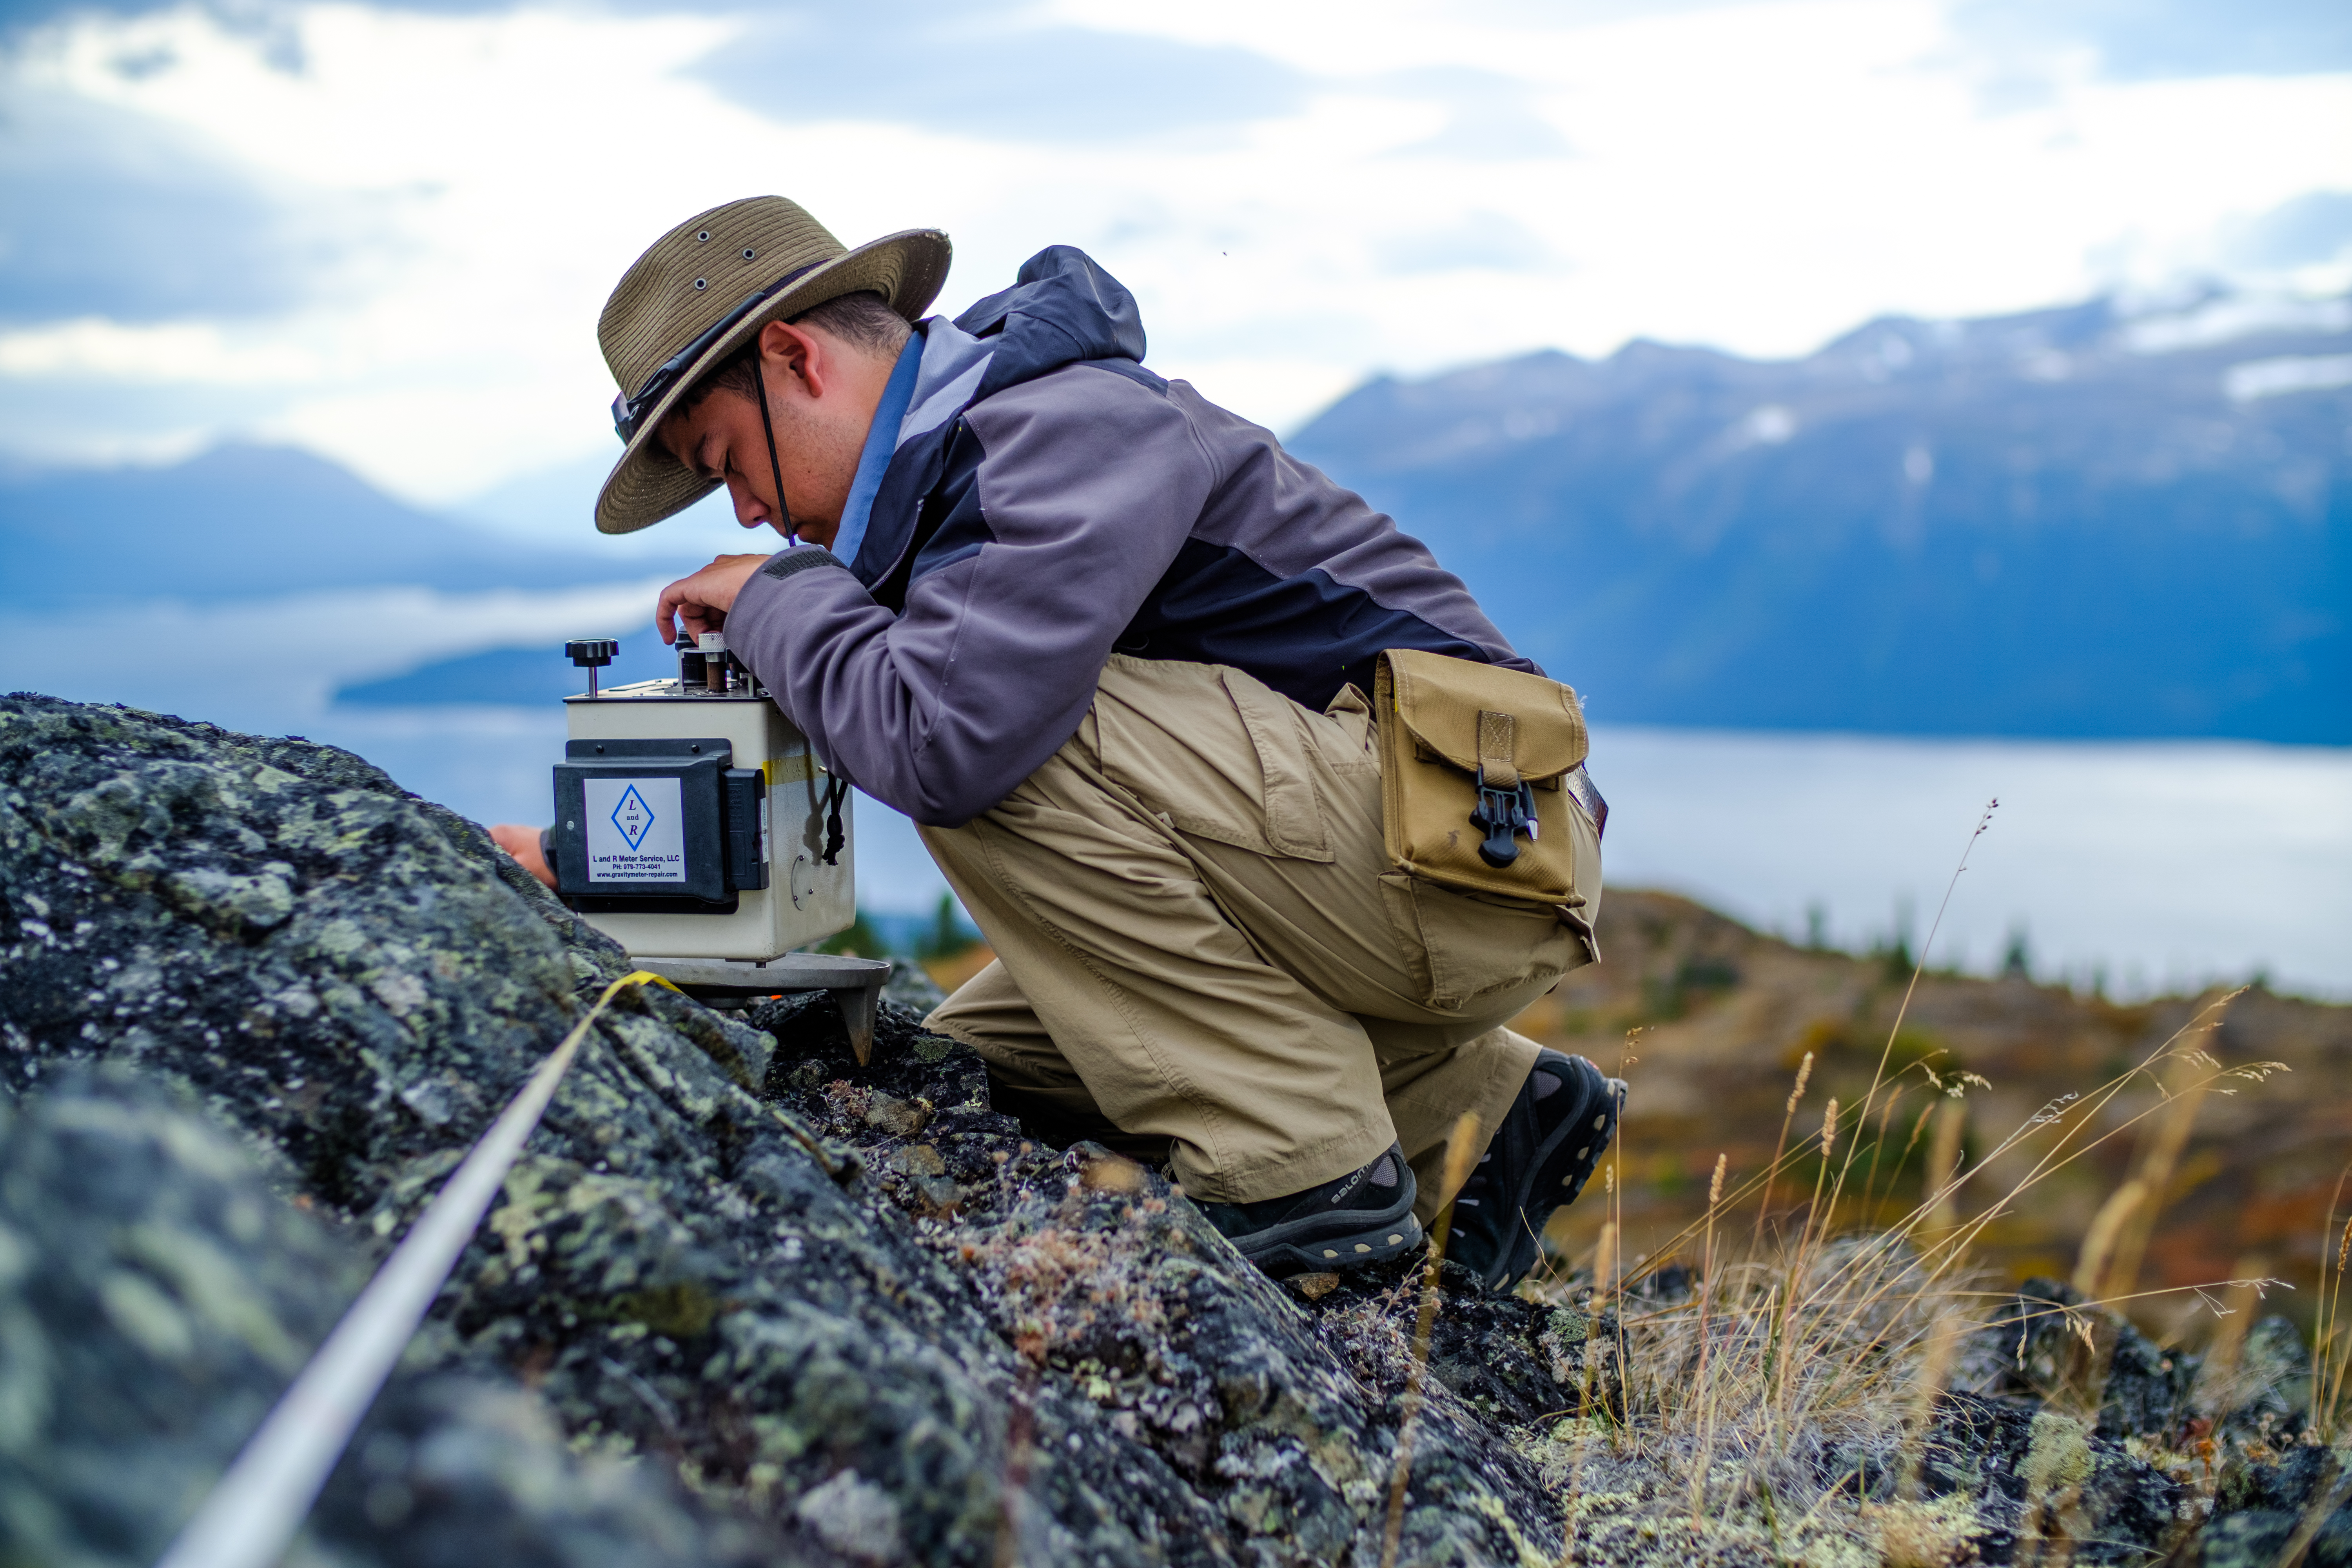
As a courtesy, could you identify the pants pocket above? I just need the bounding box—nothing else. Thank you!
[1093,655,1334,862]
[1377,871,1584,1013]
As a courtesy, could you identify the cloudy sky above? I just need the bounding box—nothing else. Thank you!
[2,0,2347,511]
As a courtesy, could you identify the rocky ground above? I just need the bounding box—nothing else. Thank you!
[1,692,2345,1566]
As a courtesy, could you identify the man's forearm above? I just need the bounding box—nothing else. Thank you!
[727,547,1074,828]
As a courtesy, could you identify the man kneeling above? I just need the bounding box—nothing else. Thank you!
[496,196,1621,1290]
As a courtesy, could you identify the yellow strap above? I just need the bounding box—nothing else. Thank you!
[608,969,684,1004]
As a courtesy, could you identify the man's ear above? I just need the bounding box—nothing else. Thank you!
[757,319,827,399]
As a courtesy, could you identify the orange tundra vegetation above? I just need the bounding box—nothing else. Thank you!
[1513,888,2350,1334]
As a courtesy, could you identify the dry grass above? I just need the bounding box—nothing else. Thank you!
[2314,1170,2352,1445]
[1504,997,2297,1563]
[1474,805,2317,1565]
[1382,1112,1488,1568]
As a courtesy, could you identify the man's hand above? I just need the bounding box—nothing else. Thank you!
[489,823,558,889]
[657,554,771,644]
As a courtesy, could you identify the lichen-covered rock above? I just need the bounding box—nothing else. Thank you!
[1298,1257,1619,1432]
[0,1068,784,1568]
[2196,1439,2352,1568]
[1958,1278,2352,1563]
[742,993,1572,1564]
[1973,1278,2203,1443]
[0,696,1567,1565]
[0,1068,361,1564]
[1913,1395,2184,1565]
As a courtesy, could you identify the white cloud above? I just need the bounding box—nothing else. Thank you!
[2124,294,2352,353]
[0,0,2347,508]
[0,317,326,381]
[2224,352,2352,401]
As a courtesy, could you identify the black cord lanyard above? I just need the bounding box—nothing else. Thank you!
[750,353,797,544]
[749,343,850,857]
[749,345,850,861]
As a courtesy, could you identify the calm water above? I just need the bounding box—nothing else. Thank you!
[10,586,2346,1001]
[1584,726,2349,1001]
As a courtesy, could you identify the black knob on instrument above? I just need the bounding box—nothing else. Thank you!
[564,637,619,699]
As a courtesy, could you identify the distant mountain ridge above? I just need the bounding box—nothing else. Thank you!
[0,443,704,607]
[1288,291,2350,743]
[4,293,2343,742]
[335,625,675,706]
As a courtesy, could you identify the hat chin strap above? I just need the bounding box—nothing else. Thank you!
[750,354,799,546]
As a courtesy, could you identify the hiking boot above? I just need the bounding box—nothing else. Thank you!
[1197,1144,1422,1278]
[1446,1051,1624,1291]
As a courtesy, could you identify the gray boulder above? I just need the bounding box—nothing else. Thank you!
[0,695,1568,1566]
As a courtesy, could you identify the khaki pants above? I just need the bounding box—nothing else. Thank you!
[920,655,1601,1219]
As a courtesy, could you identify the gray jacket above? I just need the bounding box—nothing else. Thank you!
[727,247,1537,828]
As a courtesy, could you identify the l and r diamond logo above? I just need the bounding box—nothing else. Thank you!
[610,784,656,850]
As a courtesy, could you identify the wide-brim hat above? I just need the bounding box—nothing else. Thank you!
[595,196,951,535]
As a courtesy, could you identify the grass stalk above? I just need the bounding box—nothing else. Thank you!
[1688,1152,1728,1522]
[1753,1051,1813,1250]
[1857,1088,1907,1223]
[1774,1099,1838,1413]
[1586,1215,1619,1441]
[1380,1112,1484,1568]
[2071,1179,2147,1302]
[1896,1310,1964,1500]
[2313,1169,2351,1443]
[1820,802,1999,1240]
[991,1364,1038,1568]
[2101,1046,2216,1303]
[1922,1099,1965,1237]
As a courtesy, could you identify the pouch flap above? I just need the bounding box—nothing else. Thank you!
[1381,649,1588,781]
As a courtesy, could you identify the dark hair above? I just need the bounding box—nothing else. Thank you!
[681,290,910,412]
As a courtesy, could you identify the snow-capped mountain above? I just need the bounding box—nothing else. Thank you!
[1289,290,2350,742]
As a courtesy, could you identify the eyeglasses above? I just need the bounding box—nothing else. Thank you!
[609,260,826,444]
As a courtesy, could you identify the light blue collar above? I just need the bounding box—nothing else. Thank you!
[828,331,925,570]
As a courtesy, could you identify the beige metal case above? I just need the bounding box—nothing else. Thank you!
[563,679,854,960]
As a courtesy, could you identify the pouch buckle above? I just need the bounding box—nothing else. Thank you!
[1469,766,1539,868]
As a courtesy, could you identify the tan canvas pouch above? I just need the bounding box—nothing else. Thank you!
[1374,648,1593,909]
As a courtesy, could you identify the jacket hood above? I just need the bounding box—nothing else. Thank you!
[954,245,1147,401]
[849,246,1152,594]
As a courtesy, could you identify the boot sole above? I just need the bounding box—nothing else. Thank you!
[1225,1205,1425,1279]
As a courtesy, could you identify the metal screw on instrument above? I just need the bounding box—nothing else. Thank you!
[565,637,618,699]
